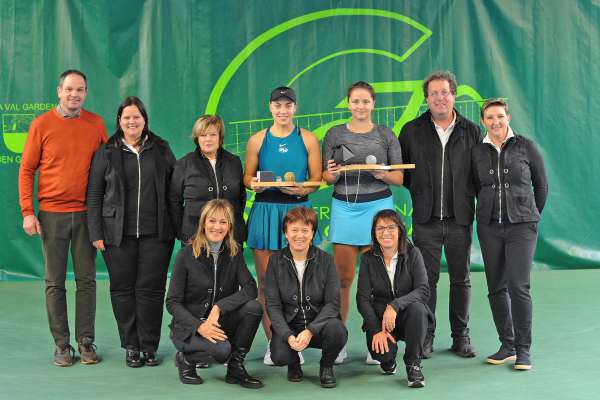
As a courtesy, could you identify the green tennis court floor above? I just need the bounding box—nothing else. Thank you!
[1,269,597,400]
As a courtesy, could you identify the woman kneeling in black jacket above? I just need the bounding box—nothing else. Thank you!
[166,199,263,388]
[265,207,347,389]
[357,209,432,388]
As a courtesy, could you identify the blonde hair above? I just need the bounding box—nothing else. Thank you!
[191,115,225,147]
[191,199,239,258]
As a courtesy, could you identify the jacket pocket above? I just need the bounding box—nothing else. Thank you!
[515,195,537,218]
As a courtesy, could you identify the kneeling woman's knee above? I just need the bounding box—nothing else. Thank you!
[239,299,263,317]
[323,319,348,340]
[269,335,293,366]
[210,340,232,364]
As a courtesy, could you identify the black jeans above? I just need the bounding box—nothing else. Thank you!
[365,302,429,365]
[413,218,472,338]
[270,318,348,368]
[477,222,537,351]
[38,211,97,347]
[102,235,174,352]
[171,300,263,363]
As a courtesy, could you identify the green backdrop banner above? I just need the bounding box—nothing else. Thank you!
[1,0,598,279]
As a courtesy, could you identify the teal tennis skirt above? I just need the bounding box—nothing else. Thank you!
[247,201,323,250]
[328,196,395,246]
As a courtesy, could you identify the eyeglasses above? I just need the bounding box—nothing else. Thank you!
[428,90,452,98]
[375,225,398,233]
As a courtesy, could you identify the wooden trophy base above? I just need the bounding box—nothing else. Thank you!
[337,163,415,172]
[251,181,325,189]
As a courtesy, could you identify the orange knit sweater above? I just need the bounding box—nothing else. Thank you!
[18,108,108,217]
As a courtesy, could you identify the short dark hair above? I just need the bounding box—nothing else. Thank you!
[114,96,150,143]
[58,69,87,88]
[480,98,509,119]
[283,207,318,234]
[423,70,457,98]
[370,209,409,256]
[347,81,376,101]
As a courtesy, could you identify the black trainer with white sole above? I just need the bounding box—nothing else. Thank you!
[514,351,532,371]
[406,363,426,388]
[380,359,397,375]
[486,346,517,365]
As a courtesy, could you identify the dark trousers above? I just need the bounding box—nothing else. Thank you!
[38,211,97,347]
[270,319,348,368]
[413,218,472,338]
[478,222,537,351]
[102,236,174,352]
[366,302,429,365]
[171,300,263,363]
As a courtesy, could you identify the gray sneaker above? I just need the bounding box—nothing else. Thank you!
[78,338,99,365]
[54,344,75,367]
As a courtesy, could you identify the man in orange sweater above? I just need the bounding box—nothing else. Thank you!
[18,69,108,367]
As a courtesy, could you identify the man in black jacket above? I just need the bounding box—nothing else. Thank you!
[399,71,482,358]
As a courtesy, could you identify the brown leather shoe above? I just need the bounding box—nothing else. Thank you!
[78,338,99,365]
[54,344,75,367]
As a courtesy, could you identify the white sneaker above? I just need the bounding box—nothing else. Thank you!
[263,341,274,366]
[264,341,304,365]
[334,345,347,365]
[366,352,381,365]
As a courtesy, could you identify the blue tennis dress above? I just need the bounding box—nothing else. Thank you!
[247,126,322,250]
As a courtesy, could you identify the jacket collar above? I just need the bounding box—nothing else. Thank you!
[371,244,407,270]
[282,245,318,263]
[194,145,224,162]
[417,109,468,132]
[107,131,161,149]
[483,126,515,147]
[194,241,230,262]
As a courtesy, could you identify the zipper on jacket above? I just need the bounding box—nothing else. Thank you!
[213,167,220,198]
[205,155,220,199]
[135,152,141,238]
[440,145,445,220]
[211,254,218,306]
[497,151,502,223]
[375,253,395,297]
[285,255,308,329]
[123,145,142,238]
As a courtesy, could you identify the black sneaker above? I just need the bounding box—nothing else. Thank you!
[450,336,476,358]
[406,363,426,388]
[54,344,75,367]
[126,350,144,368]
[143,352,160,366]
[287,362,303,382]
[422,334,434,359]
[486,346,516,365]
[380,359,397,375]
[514,351,532,371]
